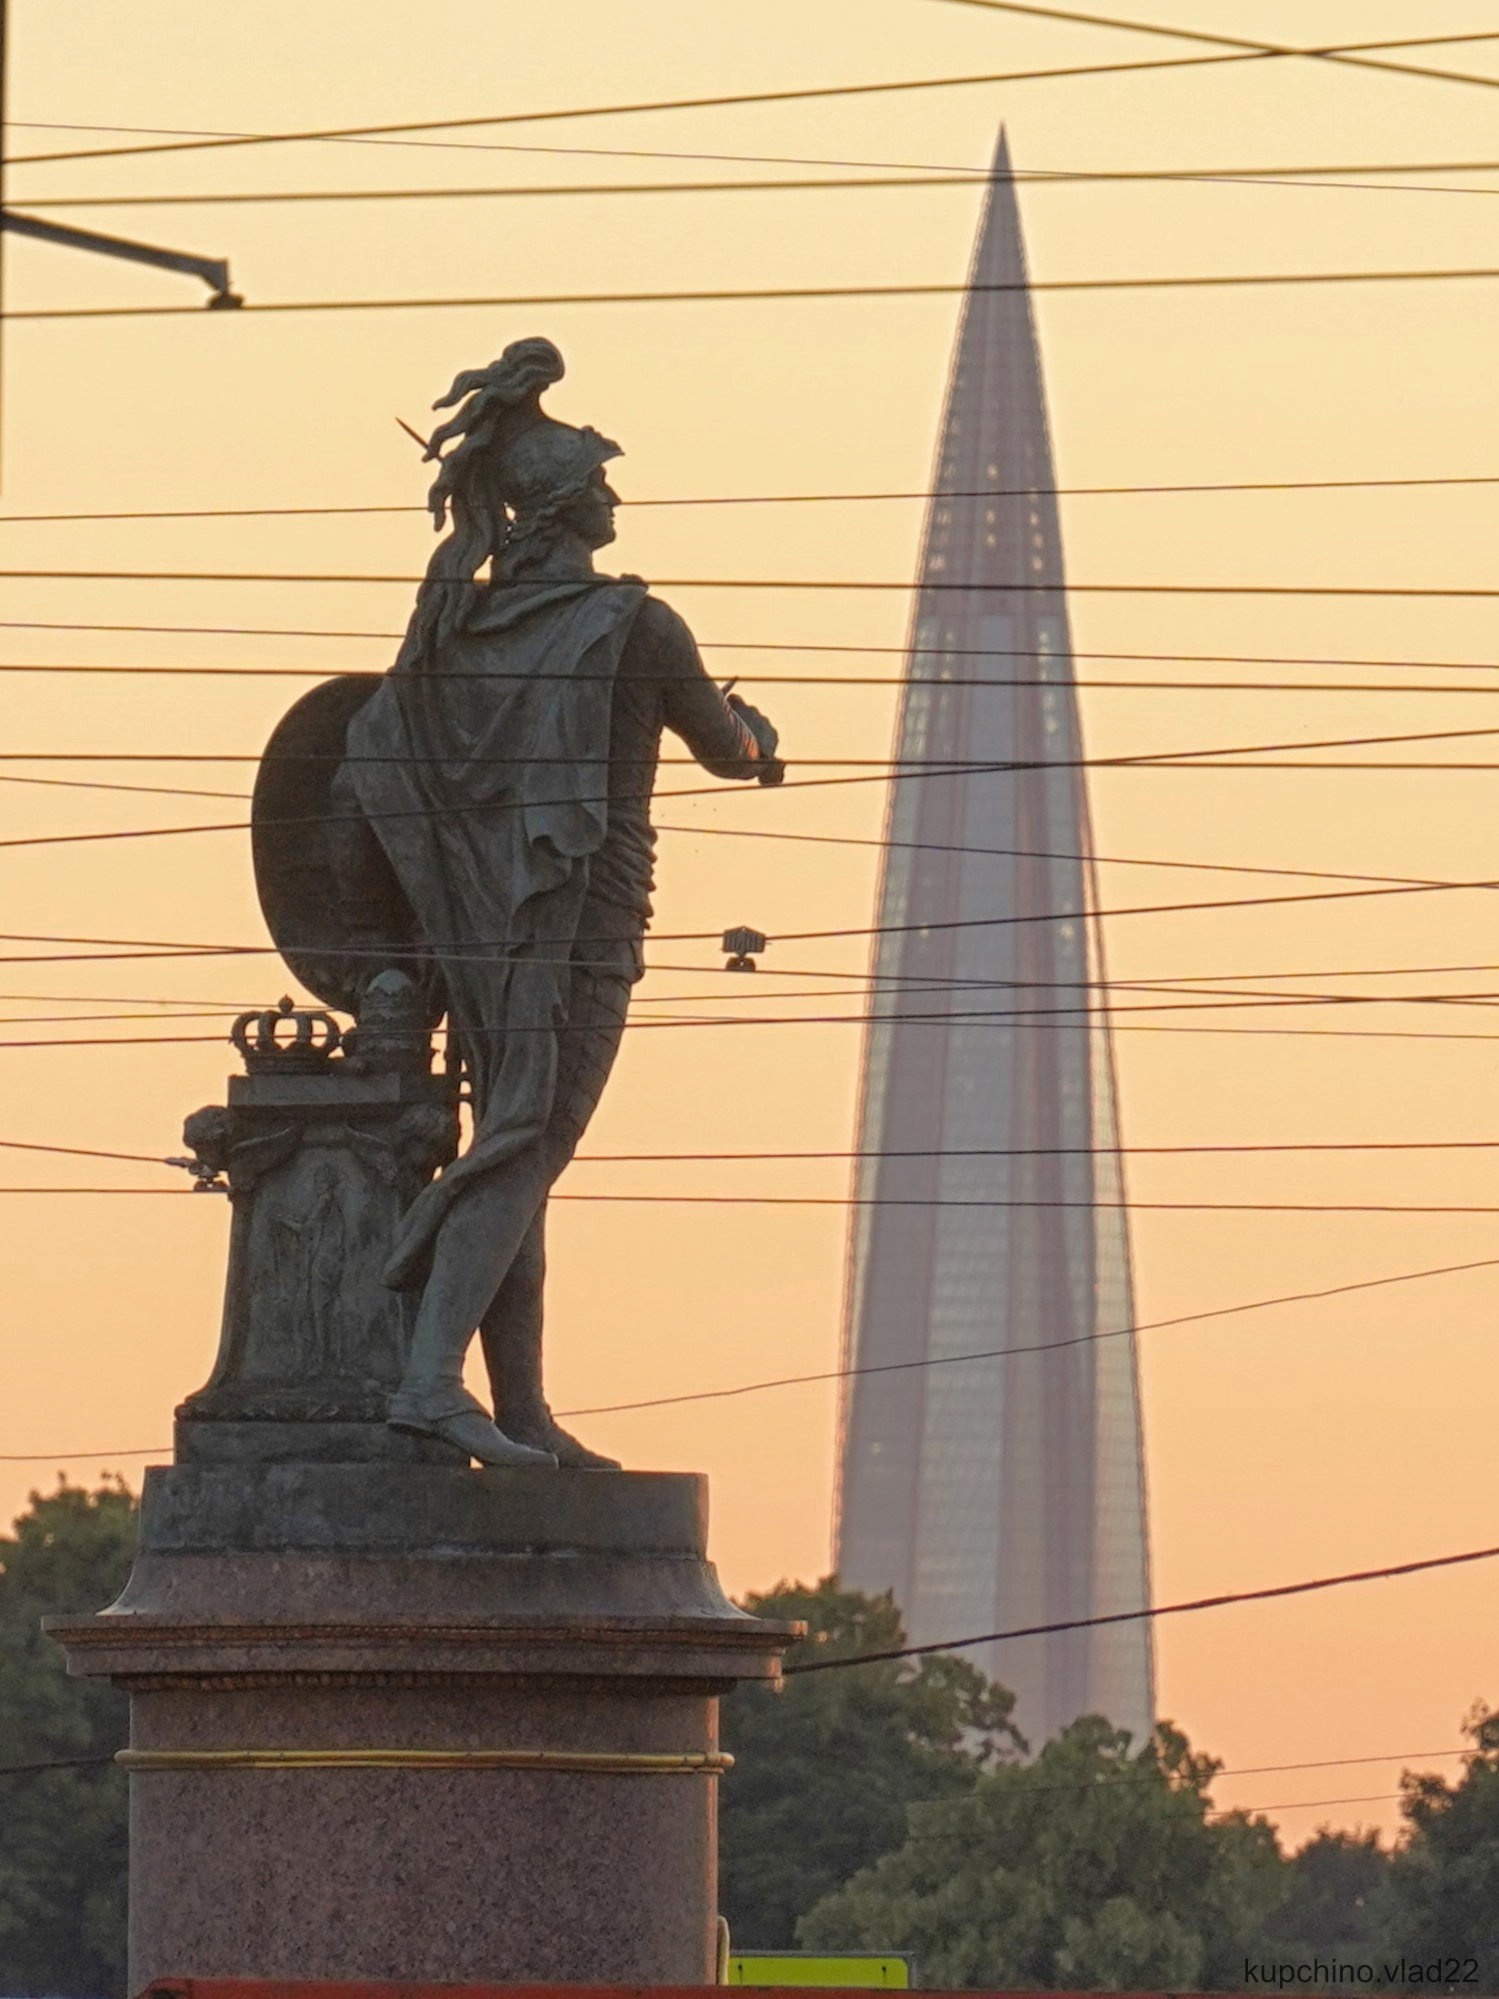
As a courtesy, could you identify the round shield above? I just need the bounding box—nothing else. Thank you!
[251,674,422,1014]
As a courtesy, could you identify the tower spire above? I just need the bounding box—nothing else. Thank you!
[833,130,1154,1746]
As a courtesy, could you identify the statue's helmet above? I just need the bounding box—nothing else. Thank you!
[492,417,622,522]
[422,336,621,534]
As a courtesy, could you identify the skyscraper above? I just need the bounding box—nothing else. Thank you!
[833,131,1154,1748]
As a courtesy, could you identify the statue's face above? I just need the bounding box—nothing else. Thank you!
[565,470,619,550]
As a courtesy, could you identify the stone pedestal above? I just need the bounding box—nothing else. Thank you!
[175,1052,463,1467]
[51,1462,793,1989]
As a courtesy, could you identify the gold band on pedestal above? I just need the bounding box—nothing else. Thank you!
[117,1745,733,1775]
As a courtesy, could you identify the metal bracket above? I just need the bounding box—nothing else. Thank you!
[1,209,243,308]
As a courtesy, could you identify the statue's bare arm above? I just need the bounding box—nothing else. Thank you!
[646,597,783,782]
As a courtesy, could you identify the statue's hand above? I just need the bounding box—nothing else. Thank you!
[728,693,785,783]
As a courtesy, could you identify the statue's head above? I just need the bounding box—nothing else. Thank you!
[397,337,624,658]
[422,335,622,558]
[495,420,621,554]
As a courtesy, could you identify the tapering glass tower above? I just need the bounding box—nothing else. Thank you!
[833,131,1154,1747]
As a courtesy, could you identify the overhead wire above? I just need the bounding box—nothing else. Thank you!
[17,670,1499,699]
[27,716,1499,762]
[782,1541,1499,1675]
[7,1016,1499,1046]
[18,718,1499,869]
[0,624,1493,680]
[10,1246,1499,1456]
[7,264,1499,322]
[0,52,1307,172]
[10,940,1499,1003]
[13,115,1499,183]
[920,3,1499,96]
[23,165,1499,210]
[0,823,1445,895]
[0,566,1491,596]
[16,984,1499,1037]
[18,1132,1499,1164]
[2,470,1495,524]
[9,23,1498,174]
[13,844,1499,960]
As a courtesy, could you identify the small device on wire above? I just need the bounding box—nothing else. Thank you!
[723,927,769,972]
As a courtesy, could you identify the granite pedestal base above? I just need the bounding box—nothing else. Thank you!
[50,1463,794,1990]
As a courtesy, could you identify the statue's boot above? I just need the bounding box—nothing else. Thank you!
[387,1386,557,1470]
[504,1415,621,1471]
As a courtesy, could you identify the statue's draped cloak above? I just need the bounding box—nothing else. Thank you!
[344,577,647,1288]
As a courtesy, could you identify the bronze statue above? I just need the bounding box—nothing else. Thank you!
[252,337,782,1469]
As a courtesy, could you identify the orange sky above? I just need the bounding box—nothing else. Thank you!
[3,0,1498,1847]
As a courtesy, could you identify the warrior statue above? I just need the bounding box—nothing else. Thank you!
[254,336,782,1470]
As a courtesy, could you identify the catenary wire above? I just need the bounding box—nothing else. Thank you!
[14,664,1499,696]
[0,821,1452,894]
[0,51,1327,172]
[7,265,1499,323]
[8,941,1499,1002]
[28,718,1499,760]
[3,471,1495,524]
[21,1133,1499,1166]
[11,984,1499,1022]
[23,726,1499,815]
[899,1743,1483,1821]
[9,848,1499,959]
[21,961,1499,1019]
[783,1542,1499,1675]
[16,981,1499,1033]
[17,720,1499,867]
[10,22,1497,171]
[9,1018,1499,1046]
[921,3,1499,94]
[16,114,1499,182]
[15,671,1499,700]
[10,1248,1499,1456]
[1205,1791,1400,1818]
[1,850,1496,954]
[0,568,1491,596]
[11,1177,1499,1211]
[903,1790,1402,1833]
[32,715,1499,770]
[26,164,1499,209]
[1,627,1494,679]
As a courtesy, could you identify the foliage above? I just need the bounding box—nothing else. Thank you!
[799,1712,1284,1990]
[0,1478,137,1998]
[1380,1705,1499,1991]
[1258,1828,1392,1969]
[719,1577,1023,1947]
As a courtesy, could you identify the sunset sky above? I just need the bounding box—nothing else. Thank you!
[2,0,1498,1845]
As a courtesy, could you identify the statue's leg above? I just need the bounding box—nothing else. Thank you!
[475,963,632,1470]
[477,1209,546,1427]
[388,1153,559,1467]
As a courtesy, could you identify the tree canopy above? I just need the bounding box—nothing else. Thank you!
[719,1577,1022,1948]
[1260,1828,1391,1971]
[1380,1705,1499,1989]
[0,1477,137,1998]
[799,1712,1284,1991]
